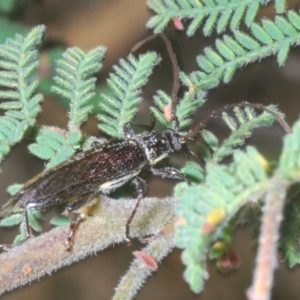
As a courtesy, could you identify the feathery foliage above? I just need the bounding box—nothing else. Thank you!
[0,43,107,243]
[29,47,106,169]
[176,117,300,294]
[175,147,271,292]
[150,76,206,129]
[1,1,300,298]
[98,52,161,137]
[0,26,44,163]
[202,105,279,163]
[53,47,106,133]
[147,0,288,36]
[188,11,300,92]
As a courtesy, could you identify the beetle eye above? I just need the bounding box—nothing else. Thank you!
[172,135,182,150]
[179,137,185,144]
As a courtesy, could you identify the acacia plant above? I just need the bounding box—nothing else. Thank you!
[0,1,300,299]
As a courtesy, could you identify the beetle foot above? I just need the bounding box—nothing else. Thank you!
[0,236,30,252]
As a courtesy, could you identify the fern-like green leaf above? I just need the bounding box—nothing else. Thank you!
[175,147,271,293]
[204,106,279,163]
[189,13,300,90]
[201,108,252,159]
[28,127,73,169]
[98,52,161,137]
[147,0,269,37]
[150,71,206,129]
[29,47,106,169]
[0,26,44,163]
[52,47,106,132]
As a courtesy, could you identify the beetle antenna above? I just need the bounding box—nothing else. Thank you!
[132,37,291,140]
[131,34,159,52]
[180,101,292,142]
[132,34,180,132]
[160,34,180,131]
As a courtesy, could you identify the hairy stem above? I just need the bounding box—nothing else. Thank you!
[0,196,177,295]
[247,174,288,300]
[113,224,174,300]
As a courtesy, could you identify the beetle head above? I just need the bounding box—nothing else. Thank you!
[138,130,186,165]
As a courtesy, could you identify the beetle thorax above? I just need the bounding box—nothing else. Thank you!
[136,130,184,165]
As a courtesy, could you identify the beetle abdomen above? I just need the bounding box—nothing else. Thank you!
[0,139,147,213]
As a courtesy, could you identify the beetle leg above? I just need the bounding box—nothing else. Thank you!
[126,177,147,241]
[123,123,135,138]
[89,137,107,148]
[65,193,99,251]
[0,210,32,251]
[23,209,32,239]
[66,213,83,252]
[150,166,186,181]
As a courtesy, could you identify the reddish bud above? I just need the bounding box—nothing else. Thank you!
[202,207,227,234]
[22,264,32,275]
[133,251,158,270]
[202,221,216,234]
[217,248,240,272]
[176,216,187,226]
[163,104,172,122]
[173,18,184,30]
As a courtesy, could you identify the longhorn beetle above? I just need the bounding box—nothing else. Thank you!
[0,34,291,251]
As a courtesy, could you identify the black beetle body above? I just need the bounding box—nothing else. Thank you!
[0,124,186,249]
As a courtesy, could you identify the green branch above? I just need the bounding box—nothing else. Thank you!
[0,197,177,297]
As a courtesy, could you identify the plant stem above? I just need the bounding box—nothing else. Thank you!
[247,175,288,300]
[0,196,177,296]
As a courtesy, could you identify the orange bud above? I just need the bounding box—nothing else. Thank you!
[217,248,240,272]
[133,251,158,270]
[173,18,184,30]
[163,104,172,122]
[176,216,187,226]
